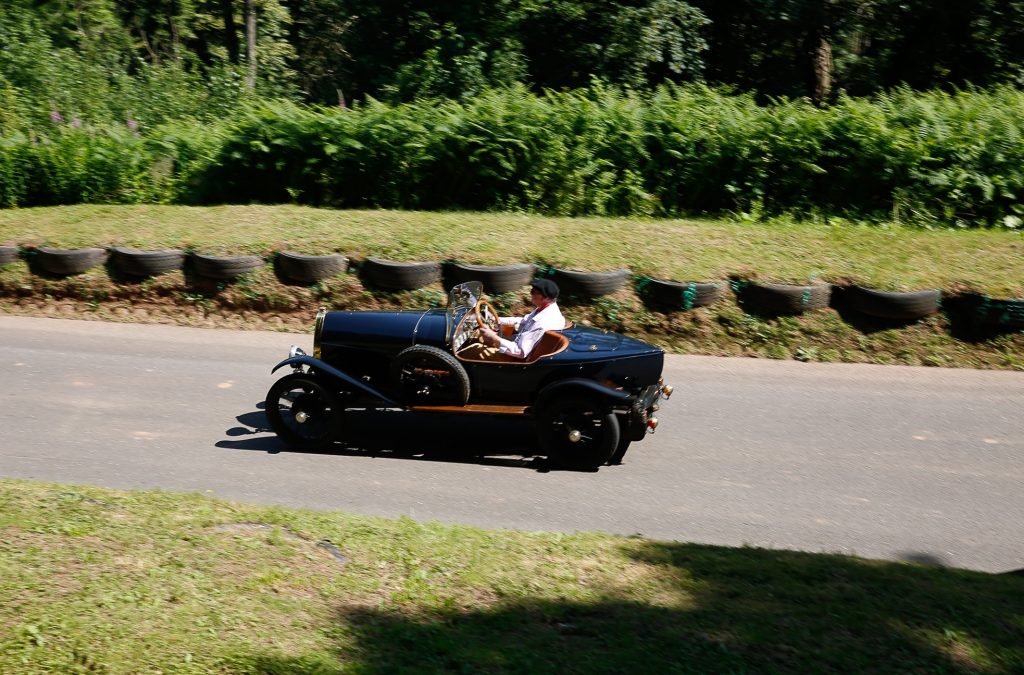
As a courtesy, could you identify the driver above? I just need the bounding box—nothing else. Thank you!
[474,278,565,360]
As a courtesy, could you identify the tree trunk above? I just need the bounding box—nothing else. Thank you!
[813,36,833,105]
[168,13,180,60]
[245,0,257,90]
[221,0,239,65]
[803,0,835,106]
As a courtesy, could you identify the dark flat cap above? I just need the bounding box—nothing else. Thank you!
[530,278,559,299]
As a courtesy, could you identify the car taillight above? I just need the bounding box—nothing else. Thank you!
[646,417,659,432]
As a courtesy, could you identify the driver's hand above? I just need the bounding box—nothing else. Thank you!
[479,326,499,347]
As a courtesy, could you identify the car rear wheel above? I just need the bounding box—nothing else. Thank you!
[265,373,342,450]
[608,438,632,465]
[537,396,620,469]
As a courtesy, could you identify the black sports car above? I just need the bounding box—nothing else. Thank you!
[266,282,672,467]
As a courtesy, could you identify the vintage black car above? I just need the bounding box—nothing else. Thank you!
[266,282,672,467]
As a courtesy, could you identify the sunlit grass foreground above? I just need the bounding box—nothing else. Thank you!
[1,479,1022,673]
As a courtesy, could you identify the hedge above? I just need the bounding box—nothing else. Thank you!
[2,85,1024,227]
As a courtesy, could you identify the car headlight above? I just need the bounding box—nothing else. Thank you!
[289,345,307,359]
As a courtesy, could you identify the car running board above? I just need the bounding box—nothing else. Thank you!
[408,404,529,415]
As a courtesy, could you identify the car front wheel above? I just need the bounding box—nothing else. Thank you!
[265,373,342,450]
[536,396,620,469]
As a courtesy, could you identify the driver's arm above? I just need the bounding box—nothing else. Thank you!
[496,322,545,359]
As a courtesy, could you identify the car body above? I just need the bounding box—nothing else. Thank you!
[266,282,672,467]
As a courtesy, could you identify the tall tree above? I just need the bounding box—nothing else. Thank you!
[244,0,256,88]
[692,0,860,101]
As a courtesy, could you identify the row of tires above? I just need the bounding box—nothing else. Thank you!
[0,245,628,295]
[1,244,1020,327]
[0,245,347,282]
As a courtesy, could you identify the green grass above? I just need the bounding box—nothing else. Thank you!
[1,204,1021,295]
[1,479,1022,674]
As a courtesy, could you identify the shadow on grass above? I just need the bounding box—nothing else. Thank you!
[229,542,1024,674]
[216,405,584,472]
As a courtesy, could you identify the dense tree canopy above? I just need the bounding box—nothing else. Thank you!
[1,0,1023,126]
[693,0,1024,101]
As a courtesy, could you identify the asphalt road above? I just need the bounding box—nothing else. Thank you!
[1,315,1022,573]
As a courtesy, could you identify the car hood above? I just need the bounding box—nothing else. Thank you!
[319,308,449,350]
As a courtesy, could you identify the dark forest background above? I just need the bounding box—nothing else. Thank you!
[4,0,1024,127]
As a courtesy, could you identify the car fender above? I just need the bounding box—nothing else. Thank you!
[534,378,633,411]
[272,355,399,406]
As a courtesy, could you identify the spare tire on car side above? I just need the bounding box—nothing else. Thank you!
[33,247,109,276]
[444,262,534,294]
[361,257,441,291]
[276,251,349,284]
[734,280,832,315]
[191,252,264,280]
[546,267,630,298]
[110,247,186,277]
[391,345,471,405]
[844,285,941,321]
[639,277,727,310]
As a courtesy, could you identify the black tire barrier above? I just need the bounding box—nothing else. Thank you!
[190,252,264,280]
[109,247,186,277]
[974,296,1024,328]
[33,247,109,276]
[276,251,349,284]
[361,257,441,291]
[444,262,535,295]
[845,285,941,321]
[542,266,630,298]
[0,245,18,264]
[637,277,727,310]
[733,280,831,315]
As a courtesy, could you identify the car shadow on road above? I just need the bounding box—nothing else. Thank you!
[216,405,592,473]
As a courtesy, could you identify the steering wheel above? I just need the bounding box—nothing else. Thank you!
[475,299,501,334]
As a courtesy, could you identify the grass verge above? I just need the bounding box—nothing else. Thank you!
[0,205,1021,370]
[1,478,1022,673]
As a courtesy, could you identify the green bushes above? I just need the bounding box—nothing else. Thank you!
[2,86,1024,227]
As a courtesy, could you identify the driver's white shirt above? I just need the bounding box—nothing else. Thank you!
[496,303,565,358]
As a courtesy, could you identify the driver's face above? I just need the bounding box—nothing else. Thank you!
[529,288,545,309]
